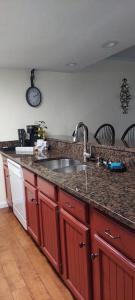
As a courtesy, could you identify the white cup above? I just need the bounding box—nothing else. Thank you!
[36,139,44,147]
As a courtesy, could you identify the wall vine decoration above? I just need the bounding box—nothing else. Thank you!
[120,78,131,114]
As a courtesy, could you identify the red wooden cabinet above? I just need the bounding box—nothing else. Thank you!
[92,233,135,300]
[3,165,12,208]
[59,189,88,224]
[38,191,61,272]
[60,208,91,300]
[91,209,135,262]
[24,181,40,245]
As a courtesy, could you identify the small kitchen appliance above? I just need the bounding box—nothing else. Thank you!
[26,125,39,146]
[18,128,26,146]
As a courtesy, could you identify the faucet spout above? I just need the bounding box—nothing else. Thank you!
[73,122,88,142]
[72,122,90,162]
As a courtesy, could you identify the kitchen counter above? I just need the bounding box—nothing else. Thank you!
[1,150,135,231]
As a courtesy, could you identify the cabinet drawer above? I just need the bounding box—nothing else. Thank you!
[91,209,135,262]
[23,168,36,186]
[59,189,88,224]
[37,176,57,202]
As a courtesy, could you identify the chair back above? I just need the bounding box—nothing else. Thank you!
[121,124,135,147]
[94,124,115,146]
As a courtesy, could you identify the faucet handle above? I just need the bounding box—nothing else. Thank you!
[72,130,75,137]
[72,130,78,142]
[84,151,91,159]
[72,130,76,142]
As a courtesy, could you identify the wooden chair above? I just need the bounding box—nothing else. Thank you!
[94,124,115,146]
[121,124,135,147]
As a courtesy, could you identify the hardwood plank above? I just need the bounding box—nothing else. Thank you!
[0,249,15,265]
[0,208,73,300]
[12,287,32,300]
[25,246,73,300]
[3,261,26,291]
[22,273,51,300]
[0,271,13,300]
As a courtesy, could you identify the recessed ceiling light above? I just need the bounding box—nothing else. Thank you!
[66,63,77,67]
[102,41,119,48]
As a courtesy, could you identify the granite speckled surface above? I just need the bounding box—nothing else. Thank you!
[1,149,135,232]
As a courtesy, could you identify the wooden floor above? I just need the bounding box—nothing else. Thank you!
[0,208,74,300]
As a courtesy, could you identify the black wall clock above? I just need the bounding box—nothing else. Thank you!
[26,69,42,107]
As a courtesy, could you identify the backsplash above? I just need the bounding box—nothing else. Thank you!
[0,140,19,148]
[48,139,83,161]
[93,144,135,167]
[1,138,135,167]
[48,138,135,167]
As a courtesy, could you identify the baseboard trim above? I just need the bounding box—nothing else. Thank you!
[0,202,8,209]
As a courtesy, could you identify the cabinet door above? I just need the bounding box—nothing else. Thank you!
[60,208,91,300]
[92,233,135,300]
[25,181,40,244]
[38,191,61,272]
[3,165,12,208]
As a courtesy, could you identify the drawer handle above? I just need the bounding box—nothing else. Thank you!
[79,242,86,248]
[31,198,35,202]
[105,229,120,240]
[65,202,74,209]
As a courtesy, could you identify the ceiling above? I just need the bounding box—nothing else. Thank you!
[0,0,135,72]
[108,45,135,62]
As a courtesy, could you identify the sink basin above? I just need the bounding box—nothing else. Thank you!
[35,157,87,173]
[35,158,80,170]
[54,164,87,174]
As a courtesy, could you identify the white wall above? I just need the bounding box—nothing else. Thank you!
[0,60,135,142]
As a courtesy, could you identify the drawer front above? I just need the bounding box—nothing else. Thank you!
[59,189,88,224]
[91,209,135,262]
[23,168,36,186]
[37,176,57,202]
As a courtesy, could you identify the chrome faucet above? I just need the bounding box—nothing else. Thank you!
[72,122,91,162]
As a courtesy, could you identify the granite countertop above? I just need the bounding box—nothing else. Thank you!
[1,150,135,232]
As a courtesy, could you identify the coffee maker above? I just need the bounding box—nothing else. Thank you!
[26,125,39,146]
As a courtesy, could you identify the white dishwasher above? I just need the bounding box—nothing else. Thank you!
[7,159,27,230]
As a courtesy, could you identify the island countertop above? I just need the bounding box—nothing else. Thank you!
[1,150,135,231]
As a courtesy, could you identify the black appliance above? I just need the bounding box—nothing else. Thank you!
[18,129,26,146]
[26,125,39,146]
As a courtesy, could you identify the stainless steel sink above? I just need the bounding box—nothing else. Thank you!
[35,157,87,173]
[54,164,87,174]
[35,158,80,170]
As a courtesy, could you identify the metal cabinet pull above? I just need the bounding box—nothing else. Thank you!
[91,253,99,260]
[65,202,74,209]
[105,229,120,240]
[79,242,86,248]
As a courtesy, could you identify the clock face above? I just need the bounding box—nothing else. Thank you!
[26,87,41,107]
